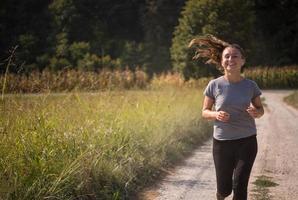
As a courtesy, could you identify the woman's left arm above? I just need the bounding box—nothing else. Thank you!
[247,96,264,118]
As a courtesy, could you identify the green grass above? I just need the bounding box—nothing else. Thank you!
[253,175,278,188]
[284,91,298,109]
[0,88,211,199]
[251,175,278,200]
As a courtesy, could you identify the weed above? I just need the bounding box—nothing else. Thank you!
[284,91,298,109]
[251,175,278,200]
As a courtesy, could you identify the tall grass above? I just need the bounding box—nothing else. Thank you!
[1,65,297,94]
[0,68,149,93]
[0,88,211,199]
[0,68,211,94]
[1,46,18,100]
[244,66,298,89]
[150,71,211,89]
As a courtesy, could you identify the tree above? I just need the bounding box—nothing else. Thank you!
[253,0,298,66]
[142,0,185,73]
[0,0,53,72]
[171,0,255,79]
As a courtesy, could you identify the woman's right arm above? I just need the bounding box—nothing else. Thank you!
[202,96,217,120]
[202,96,230,122]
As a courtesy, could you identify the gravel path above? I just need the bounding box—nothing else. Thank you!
[250,90,298,200]
[141,90,298,200]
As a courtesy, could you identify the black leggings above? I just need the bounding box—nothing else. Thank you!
[213,135,257,200]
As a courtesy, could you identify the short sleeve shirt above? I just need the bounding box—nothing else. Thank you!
[204,76,262,140]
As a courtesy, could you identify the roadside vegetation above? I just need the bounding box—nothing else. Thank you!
[0,69,212,94]
[244,66,298,89]
[1,63,297,199]
[0,81,212,199]
[284,91,298,109]
[251,175,278,200]
[1,66,298,94]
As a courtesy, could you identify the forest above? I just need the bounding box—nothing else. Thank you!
[1,0,298,78]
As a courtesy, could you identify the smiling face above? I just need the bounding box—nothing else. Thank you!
[221,46,245,73]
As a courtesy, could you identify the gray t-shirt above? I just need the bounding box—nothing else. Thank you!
[204,76,262,140]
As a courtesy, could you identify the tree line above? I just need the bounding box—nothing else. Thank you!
[0,0,297,77]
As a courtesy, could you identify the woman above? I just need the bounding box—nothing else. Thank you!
[189,35,264,200]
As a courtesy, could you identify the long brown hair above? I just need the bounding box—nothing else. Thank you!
[188,34,245,72]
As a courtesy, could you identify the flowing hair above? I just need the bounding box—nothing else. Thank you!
[188,34,245,72]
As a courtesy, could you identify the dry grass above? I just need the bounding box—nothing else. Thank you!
[0,68,148,93]
[284,91,298,109]
[0,69,212,94]
[244,66,298,89]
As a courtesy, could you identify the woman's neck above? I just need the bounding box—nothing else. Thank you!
[224,72,243,83]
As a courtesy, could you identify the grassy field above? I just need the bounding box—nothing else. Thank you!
[284,91,298,109]
[0,88,211,199]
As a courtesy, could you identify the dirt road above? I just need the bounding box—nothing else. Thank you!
[251,90,298,200]
[142,90,298,200]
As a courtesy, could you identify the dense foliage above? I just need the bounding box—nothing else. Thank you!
[0,0,185,74]
[1,0,298,76]
[253,0,298,66]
